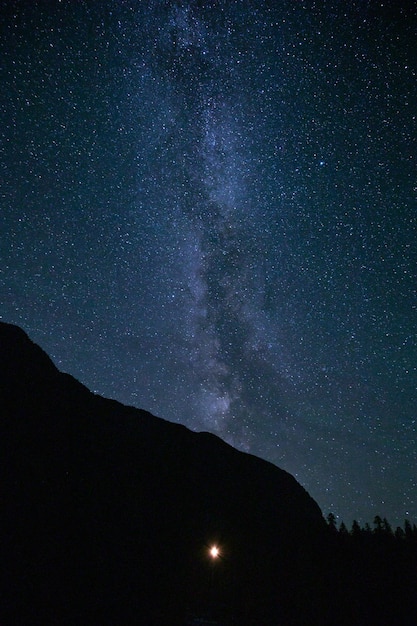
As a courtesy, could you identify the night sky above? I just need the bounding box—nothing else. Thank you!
[1,0,416,527]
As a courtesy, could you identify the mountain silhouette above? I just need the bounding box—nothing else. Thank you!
[1,321,330,624]
[3,321,416,625]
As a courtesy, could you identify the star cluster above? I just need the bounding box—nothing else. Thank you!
[1,0,416,527]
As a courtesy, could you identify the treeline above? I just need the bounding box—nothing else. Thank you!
[320,513,417,625]
[326,512,417,542]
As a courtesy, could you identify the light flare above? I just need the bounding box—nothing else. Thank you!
[209,545,220,558]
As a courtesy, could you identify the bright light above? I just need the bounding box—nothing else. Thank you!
[209,545,219,558]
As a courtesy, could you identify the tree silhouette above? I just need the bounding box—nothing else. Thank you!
[373,515,383,534]
[350,519,362,537]
[326,512,337,533]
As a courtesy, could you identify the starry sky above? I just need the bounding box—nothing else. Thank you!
[1,0,416,527]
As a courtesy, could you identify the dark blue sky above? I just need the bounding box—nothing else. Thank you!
[2,0,416,527]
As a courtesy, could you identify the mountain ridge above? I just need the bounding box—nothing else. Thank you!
[0,320,323,521]
[1,320,327,625]
[3,321,417,625]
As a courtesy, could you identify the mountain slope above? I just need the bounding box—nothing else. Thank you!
[1,321,327,625]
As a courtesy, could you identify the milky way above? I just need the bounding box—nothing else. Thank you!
[1,0,416,527]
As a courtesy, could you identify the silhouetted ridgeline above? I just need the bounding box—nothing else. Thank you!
[1,321,416,625]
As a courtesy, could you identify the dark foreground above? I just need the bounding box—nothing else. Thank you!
[1,322,416,625]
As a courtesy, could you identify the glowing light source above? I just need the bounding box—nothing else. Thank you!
[209,545,219,558]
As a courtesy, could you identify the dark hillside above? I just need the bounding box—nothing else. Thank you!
[1,321,327,625]
[2,321,416,625]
